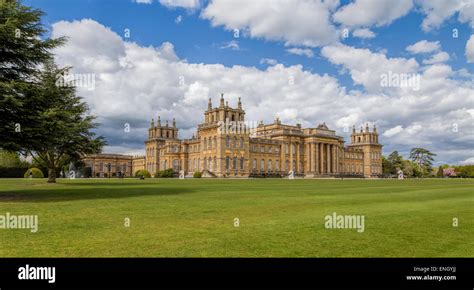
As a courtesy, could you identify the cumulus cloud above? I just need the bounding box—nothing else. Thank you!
[286,48,314,58]
[321,43,419,93]
[333,0,413,27]
[352,28,376,39]
[466,35,474,63]
[417,0,474,31]
[406,40,440,54]
[422,51,450,64]
[260,58,278,66]
[383,125,404,137]
[201,0,340,47]
[159,0,200,9]
[51,19,474,165]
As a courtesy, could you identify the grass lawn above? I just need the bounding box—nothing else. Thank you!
[0,178,472,257]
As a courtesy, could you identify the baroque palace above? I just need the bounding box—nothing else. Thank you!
[83,95,382,178]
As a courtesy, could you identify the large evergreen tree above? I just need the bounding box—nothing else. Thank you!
[28,62,105,183]
[0,0,65,151]
[409,148,436,176]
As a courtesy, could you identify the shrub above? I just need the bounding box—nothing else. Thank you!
[135,169,151,178]
[24,168,44,178]
[154,168,174,178]
[193,171,202,178]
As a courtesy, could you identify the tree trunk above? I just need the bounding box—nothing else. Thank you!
[47,168,56,183]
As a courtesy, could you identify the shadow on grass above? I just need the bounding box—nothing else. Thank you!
[0,183,196,203]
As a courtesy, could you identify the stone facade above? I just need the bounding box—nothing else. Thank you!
[83,95,382,178]
[142,95,382,178]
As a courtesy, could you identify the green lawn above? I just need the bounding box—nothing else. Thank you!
[0,178,472,257]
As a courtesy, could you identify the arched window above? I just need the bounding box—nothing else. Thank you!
[204,158,207,170]
[275,159,279,171]
[233,136,237,148]
[240,157,244,170]
[226,157,230,169]
[213,157,217,171]
[285,160,289,171]
[214,136,217,148]
[203,138,207,150]
[233,157,237,169]
[226,135,230,147]
[240,137,244,148]
[252,159,257,170]
[198,158,201,170]
[261,159,265,171]
[268,159,272,171]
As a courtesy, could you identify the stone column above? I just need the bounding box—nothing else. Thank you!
[319,143,323,173]
[289,142,293,171]
[315,143,319,174]
[310,143,315,173]
[327,144,331,174]
[332,145,336,174]
[296,142,300,173]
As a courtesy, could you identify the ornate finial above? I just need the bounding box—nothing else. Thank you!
[166,120,169,127]
[151,118,154,127]
[373,124,377,132]
[225,101,229,107]
[365,123,369,132]
[172,118,176,127]
[157,116,161,126]
[208,98,212,110]
[238,97,242,109]
[360,126,363,133]
[352,125,356,133]
[220,93,225,107]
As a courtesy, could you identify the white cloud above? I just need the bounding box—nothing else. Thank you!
[51,19,474,165]
[333,0,413,27]
[219,40,240,50]
[422,51,450,64]
[352,28,376,39]
[417,0,474,31]
[260,58,278,66]
[321,44,419,93]
[175,15,183,24]
[134,0,152,4]
[406,40,440,54]
[286,48,314,58]
[201,0,339,47]
[466,35,474,63]
[383,125,404,137]
[159,0,200,9]
[460,157,474,165]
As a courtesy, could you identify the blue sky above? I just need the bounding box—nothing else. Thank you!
[25,0,474,165]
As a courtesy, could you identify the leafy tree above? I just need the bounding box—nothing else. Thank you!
[401,160,414,177]
[1,0,65,152]
[409,148,436,176]
[382,156,394,176]
[27,62,105,183]
[436,166,444,178]
[0,149,28,167]
[387,151,403,174]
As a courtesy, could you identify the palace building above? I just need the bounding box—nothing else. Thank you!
[84,94,382,178]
